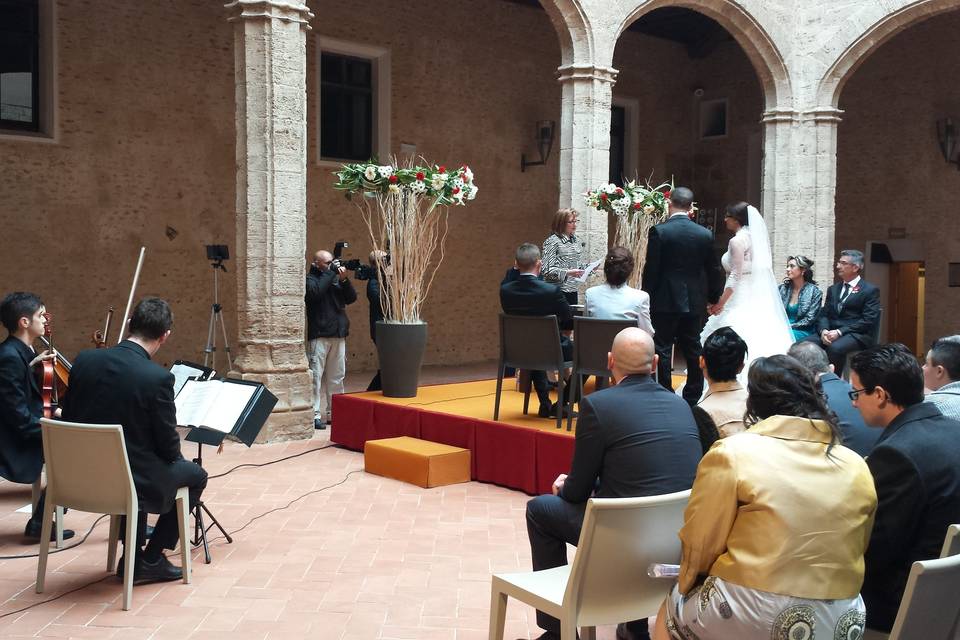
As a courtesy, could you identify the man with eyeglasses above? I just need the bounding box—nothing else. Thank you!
[804,249,880,375]
[848,343,960,633]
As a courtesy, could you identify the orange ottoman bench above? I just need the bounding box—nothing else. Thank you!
[364,436,471,488]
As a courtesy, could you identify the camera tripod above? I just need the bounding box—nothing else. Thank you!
[203,259,233,372]
[192,441,232,564]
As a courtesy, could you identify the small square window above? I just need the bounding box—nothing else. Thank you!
[0,0,41,132]
[699,99,727,139]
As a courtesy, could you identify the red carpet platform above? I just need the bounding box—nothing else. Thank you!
[330,379,576,495]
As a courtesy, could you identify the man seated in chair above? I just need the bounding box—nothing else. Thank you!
[922,335,960,421]
[848,344,960,632]
[0,292,75,542]
[803,249,880,375]
[62,297,207,585]
[523,328,702,640]
[500,242,574,418]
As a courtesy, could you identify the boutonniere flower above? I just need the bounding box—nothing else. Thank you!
[851,286,861,294]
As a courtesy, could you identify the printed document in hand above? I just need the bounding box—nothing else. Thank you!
[573,258,602,283]
[175,379,256,433]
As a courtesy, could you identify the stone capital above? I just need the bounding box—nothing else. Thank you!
[761,107,844,125]
[556,63,618,85]
[225,0,314,27]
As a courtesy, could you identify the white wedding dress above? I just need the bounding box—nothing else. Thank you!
[700,206,793,381]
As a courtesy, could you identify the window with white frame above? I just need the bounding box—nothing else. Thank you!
[316,38,390,164]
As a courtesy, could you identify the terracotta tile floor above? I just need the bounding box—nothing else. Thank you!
[0,362,667,638]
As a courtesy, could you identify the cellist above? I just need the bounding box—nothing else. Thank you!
[0,292,75,542]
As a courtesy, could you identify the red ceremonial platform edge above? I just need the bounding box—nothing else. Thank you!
[330,380,576,495]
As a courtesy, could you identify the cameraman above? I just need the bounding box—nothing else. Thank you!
[365,250,388,391]
[305,249,357,429]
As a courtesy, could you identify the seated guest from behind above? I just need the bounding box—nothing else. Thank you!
[778,255,822,341]
[654,354,877,640]
[804,249,880,375]
[922,335,960,421]
[500,243,574,418]
[696,327,748,438]
[0,292,74,541]
[528,328,701,640]
[788,340,880,456]
[62,298,208,584]
[584,246,654,335]
[849,344,960,633]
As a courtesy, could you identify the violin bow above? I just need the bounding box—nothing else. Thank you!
[117,246,146,343]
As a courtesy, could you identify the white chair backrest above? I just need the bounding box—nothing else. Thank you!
[942,524,960,559]
[40,418,137,515]
[564,490,690,627]
[889,553,960,640]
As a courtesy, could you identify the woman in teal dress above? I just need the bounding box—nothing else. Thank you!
[777,255,822,342]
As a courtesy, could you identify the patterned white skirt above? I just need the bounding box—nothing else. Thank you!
[664,576,866,640]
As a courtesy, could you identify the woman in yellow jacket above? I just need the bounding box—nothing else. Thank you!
[654,354,878,640]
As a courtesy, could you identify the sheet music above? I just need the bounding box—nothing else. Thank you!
[174,379,257,434]
[170,362,210,396]
[573,258,602,283]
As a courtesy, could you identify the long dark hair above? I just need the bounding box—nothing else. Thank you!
[784,255,817,286]
[725,202,749,227]
[744,355,841,454]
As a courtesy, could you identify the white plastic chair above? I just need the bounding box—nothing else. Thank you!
[35,418,191,611]
[488,490,690,640]
[942,524,960,559]
[31,465,64,548]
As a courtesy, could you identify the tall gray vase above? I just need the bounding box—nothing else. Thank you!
[375,321,427,398]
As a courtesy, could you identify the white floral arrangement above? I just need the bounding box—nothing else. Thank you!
[334,162,478,207]
[583,179,673,218]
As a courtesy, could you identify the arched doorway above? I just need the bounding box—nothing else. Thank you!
[832,8,960,353]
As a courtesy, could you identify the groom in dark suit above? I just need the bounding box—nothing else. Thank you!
[642,187,724,404]
[500,243,574,417]
[805,249,881,375]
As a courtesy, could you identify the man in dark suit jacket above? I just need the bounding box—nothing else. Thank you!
[0,292,75,541]
[62,297,207,584]
[849,344,960,632]
[524,328,702,640]
[788,341,880,456]
[806,249,881,375]
[642,187,725,404]
[500,243,573,417]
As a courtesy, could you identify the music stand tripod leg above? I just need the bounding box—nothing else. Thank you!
[191,441,233,564]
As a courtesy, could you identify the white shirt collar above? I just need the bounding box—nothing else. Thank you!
[843,275,861,289]
[669,211,690,219]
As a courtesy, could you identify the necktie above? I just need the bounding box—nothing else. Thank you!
[839,283,851,309]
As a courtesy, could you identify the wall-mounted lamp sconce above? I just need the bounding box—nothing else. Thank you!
[936,118,959,169]
[521,120,556,172]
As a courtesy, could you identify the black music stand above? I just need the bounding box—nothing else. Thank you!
[180,377,277,563]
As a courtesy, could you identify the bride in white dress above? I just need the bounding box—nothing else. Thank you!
[700,203,792,377]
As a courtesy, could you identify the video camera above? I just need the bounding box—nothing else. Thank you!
[330,241,389,281]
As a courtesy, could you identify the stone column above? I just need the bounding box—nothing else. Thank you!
[557,63,618,273]
[761,106,842,284]
[226,0,314,442]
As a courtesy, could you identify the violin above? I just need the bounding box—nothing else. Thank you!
[92,307,115,348]
[40,312,58,418]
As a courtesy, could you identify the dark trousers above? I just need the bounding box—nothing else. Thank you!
[29,489,47,528]
[366,370,382,392]
[563,291,579,306]
[801,333,863,376]
[651,312,704,405]
[123,459,208,555]
[526,495,649,639]
[530,336,574,407]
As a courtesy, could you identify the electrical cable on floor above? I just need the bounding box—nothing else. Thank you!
[0,514,109,560]
[0,575,113,620]
[206,442,335,479]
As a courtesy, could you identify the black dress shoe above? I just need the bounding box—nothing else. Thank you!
[314,418,327,430]
[145,524,155,539]
[118,554,182,584]
[538,403,553,418]
[24,521,75,542]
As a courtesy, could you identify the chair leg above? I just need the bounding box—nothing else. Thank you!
[560,614,578,640]
[494,363,504,421]
[555,375,564,430]
[566,371,580,431]
[107,515,120,572]
[122,512,137,611]
[176,487,191,584]
[522,370,532,415]
[581,626,597,640]
[35,491,55,594]
[488,587,508,640]
[54,506,64,549]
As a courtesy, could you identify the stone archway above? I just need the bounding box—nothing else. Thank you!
[818,0,960,110]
